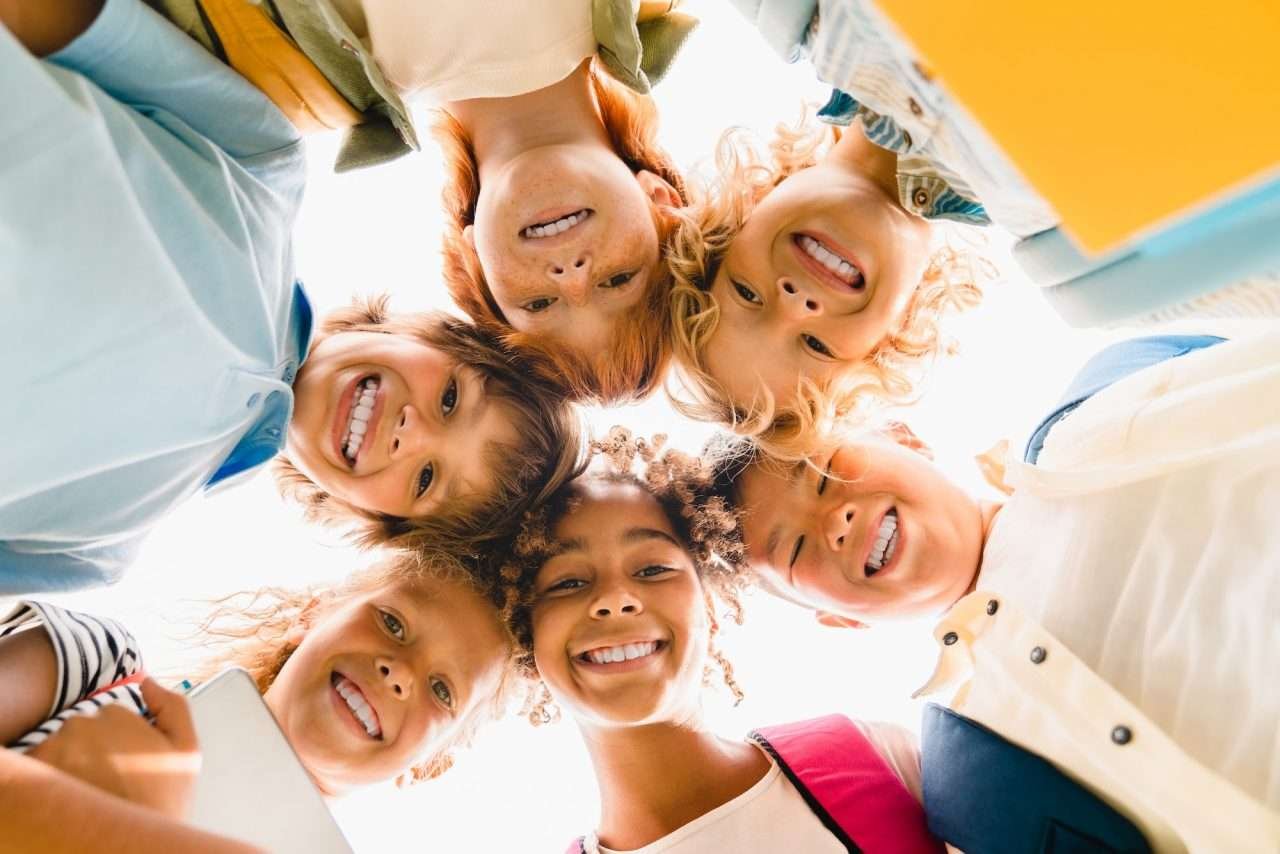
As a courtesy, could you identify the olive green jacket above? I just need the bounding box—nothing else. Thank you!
[146,0,696,172]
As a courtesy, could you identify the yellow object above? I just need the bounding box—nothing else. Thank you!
[198,0,362,134]
[874,1,1280,253]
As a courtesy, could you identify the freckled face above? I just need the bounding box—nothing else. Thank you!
[287,331,519,518]
[531,481,709,728]
[263,576,510,794]
[737,437,982,622]
[470,147,667,360]
[704,163,932,413]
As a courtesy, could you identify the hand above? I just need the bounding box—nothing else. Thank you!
[29,678,202,820]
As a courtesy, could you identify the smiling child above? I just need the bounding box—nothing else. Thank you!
[711,333,1280,839]
[493,427,942,853]
[668,117,982,460]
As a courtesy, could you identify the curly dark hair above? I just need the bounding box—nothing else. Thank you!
[487,427,753,718]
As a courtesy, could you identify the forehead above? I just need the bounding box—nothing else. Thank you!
[453,399,523,502]
[396,576,508,668]
[553,480,675,544]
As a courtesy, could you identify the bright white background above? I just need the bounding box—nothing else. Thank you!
[50,2,1156,849]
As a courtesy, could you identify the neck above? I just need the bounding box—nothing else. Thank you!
[826,125,901,202]
[446,61,610,182]
[964,500,1004,595]
[581,715,769,850]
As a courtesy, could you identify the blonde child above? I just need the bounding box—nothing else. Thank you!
[667,115,982,461]
[0,551,519,847]
[493,427,940,852]
[709,333,1280,847]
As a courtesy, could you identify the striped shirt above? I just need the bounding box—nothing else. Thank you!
[1,601,148,753]
[805,0,1059,237]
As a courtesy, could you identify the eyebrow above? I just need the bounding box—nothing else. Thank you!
[556,527,683,554]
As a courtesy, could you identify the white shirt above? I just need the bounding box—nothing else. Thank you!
[918,331,1280,851]
[585,722,920,854]
[335,0,598,103]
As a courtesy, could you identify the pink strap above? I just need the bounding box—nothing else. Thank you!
[751,715,942,853]
[87,670,148,701]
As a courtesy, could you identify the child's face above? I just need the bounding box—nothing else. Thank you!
[737,435,983,623]
[467,148,676,359]
[288,330,519,518]
[704,164,932,414]
[264,575,510,794]
[531,481,709,728]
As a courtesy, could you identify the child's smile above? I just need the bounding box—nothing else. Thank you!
[330,671,383,740]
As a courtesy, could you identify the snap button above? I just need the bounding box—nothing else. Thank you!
[282,364,297,384]
[986,599,999,615]
[908,97,924,117]
[912,188,930,209]
[943,631,959,646]
[246,393,261,408]
[1029,646,1047,664]
[1111,725,1132,745]
[267,427,281,440]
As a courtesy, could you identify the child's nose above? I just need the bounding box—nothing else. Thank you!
[390,406,430,459]
[589,586,644,619]
[778,277,823,318]
[377,657,414,699]
[547,254,593,306]
[823,501,856,551]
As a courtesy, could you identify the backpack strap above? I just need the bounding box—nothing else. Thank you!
[749,715,943,854]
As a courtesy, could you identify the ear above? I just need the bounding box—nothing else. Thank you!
[884,421,934,461]
[815,611,869,630]
[282,596,324,646]
[636,169,682,210]
[462,223,476,249]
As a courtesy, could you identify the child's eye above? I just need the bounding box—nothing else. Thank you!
[636,565,674,579]
[430,678,453,709]
[789,534,806,569]
[380,609,406,640]
[817,455,834,496]
[732,281,762,305]
[802,334,834,357]
[416,463,435,498]
[544,577,587,595]
[522,297,556,313]
[601,271,637,289]
[441,377,458,416]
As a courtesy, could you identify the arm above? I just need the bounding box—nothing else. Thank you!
[0,627,57,746]
[0,749,260,854]
[0,0,102,55]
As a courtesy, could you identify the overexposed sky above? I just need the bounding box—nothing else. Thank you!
[48,2,1166,849]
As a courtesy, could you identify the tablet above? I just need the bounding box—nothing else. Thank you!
[186,667,353,853]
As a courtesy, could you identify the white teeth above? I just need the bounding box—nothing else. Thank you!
[585,641,659,665]
[342,379,380,462]
[522,210,589,239]
[866,510,899,573]
[799,235,863,285]
[334,676,381,738]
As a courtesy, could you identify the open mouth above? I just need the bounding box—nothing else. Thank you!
[794,233,865,290]
[339,376,379,467]
[331,672,382,740]
[865,508,900,577]
[576,640,665,667]
[521,208,592,239]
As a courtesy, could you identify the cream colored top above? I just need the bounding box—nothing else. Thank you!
[918,330,1280,852]
[586,722,921,854]
[332,0,600,103]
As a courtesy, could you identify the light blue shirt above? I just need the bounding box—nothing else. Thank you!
[0,0,312,592]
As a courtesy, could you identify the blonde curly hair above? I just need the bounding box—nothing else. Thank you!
[182,550,521,785]
[666,116,985,462]
[490,426,752,722]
